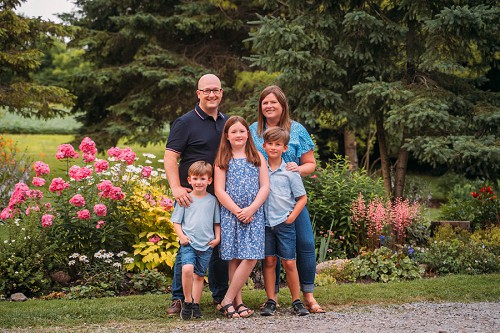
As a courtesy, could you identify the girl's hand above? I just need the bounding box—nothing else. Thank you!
[236,207,255,223]
[285,162,300,173]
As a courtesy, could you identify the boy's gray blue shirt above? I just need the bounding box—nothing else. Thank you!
[171,193,220,251]
[265,159,306,227]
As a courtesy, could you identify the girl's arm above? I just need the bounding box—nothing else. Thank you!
[237,153,270,222]
[286,149,316,177]
[214,165,241,215]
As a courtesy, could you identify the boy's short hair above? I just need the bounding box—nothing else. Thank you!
[188,161,213,177]
[263,127,290,146]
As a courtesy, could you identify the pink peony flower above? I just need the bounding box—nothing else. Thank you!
[109,186,125,200]
[8,183,29,208]
[141,166,153,178]
[79,137,98,155]
[69,194,86,207]
[93,204,107,217]
[32,177,46,187]
[96,220,105,229]
[107,147,122,158]
[160,196,174,210]
[120,147,136,165]
[94,159,109,173]
[83,153,96,163]
[55,144,79,160]
[0,207,14,220]
[41,214,54,227]
[77,209,91,220]
[49,178,70,194]
[33,161,50,176]
[148,235,161,243]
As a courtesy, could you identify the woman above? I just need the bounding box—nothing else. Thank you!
[249,85,325,313]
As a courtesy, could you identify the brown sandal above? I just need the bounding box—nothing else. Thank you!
[305,302,326,313]
[217,303,240,319]
[235,303,254,318]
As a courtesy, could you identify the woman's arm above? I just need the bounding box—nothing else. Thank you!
[214,165,241,215]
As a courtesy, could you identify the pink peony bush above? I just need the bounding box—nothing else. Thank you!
[1,137,177,288]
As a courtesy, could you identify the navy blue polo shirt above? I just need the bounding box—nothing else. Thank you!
[166,103,227,194]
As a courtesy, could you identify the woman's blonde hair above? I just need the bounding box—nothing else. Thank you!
[256,85,292,136]
[214,116,261,170]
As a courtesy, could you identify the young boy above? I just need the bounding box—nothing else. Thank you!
[260,127,309,316]
[172,161,221,320]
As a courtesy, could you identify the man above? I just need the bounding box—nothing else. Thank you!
[164,74,229,315]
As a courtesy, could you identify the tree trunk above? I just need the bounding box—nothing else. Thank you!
[393,133,409,198]
[375,111,392,194]
[344,127,358,170]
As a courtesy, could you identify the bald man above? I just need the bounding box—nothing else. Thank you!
[164,74,229,315]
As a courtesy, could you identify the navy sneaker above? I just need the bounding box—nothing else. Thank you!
[192,303,203,318]
[180,301,193,320]
[260,299,277,316]
[292,299,310,316]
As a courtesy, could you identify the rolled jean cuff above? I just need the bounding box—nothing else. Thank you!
[301,283,314,293]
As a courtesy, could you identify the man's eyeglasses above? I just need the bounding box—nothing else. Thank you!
[198,88,222,96]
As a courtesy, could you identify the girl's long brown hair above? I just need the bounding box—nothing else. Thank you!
[256,85,292,136]
[214,116,261,170]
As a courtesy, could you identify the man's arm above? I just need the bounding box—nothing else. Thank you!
[164,150,192,207]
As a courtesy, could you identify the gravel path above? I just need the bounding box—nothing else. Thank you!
[173,302,500,333]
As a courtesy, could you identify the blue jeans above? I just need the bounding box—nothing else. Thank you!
[171,243,228,302]
[274,206,315,293]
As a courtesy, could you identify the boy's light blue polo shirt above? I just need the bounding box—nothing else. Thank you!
[171,193,220,251]
[265,160,306,227]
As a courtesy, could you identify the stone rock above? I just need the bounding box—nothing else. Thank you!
[10,292,28,302]
[316,259,350,274]
[50,271,71,284]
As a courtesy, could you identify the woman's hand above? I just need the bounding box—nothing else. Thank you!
[285,162,299,173]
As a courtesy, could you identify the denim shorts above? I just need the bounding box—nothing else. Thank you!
[179,243,213,277]
[264,222,296,260]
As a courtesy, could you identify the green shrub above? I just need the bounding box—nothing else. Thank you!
[304,155,386,257]
[129,269,169,294]
[351,247,424,283]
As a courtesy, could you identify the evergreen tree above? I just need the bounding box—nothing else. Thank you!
[64,0,266,147]
[0,0,74,118]
[248,0,500,195]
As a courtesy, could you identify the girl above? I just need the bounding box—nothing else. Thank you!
[214,116,270,319]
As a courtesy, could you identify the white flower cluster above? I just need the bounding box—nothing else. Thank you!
[67,252,89,265]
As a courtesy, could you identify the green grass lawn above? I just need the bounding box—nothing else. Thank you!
[0,274,498,330]
[4,134,167,180]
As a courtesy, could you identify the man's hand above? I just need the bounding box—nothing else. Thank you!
[172,186,193,207]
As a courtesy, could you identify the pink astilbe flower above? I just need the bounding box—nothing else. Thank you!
[149,235,161,243]
[141,166,153,178]
[33,161,50,176]
[351,193,366,227]
[94,159,109,173]
[8,182,30,208]
[83,153,96,163]
[56,144,79,160]
[366,199,388,237]
[32,177,46,187]
[390,198,420,241]
[96,220,105,229]
[41,214,54,227]
[79,137,98,155]
[49,178,70,194]
[69,194,86,207]
[93,204,107,217]
[77,209,91,220]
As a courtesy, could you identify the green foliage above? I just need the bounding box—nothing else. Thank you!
[351,247,424,283]
[0,2,75,117]
[129,269,169,294]
[304,155,386,257]
[0,111,82,134]
[416,225,500,275]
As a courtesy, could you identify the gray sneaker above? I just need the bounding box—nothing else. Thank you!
[260,299,277,316]
[292,300,309,316]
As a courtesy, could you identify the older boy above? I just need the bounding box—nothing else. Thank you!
[260,128,309,316]
[172,161,221,320]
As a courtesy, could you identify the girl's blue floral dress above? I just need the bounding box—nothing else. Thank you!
[220,158,265,260]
